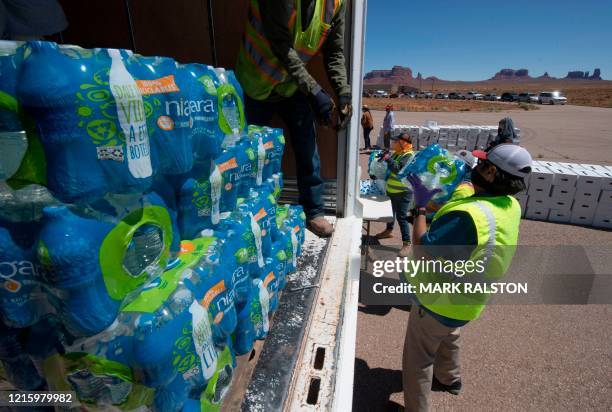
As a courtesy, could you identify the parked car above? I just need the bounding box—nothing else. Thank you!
[501,92,519,102]
[518,92,538,103]
[448,92,462,100]
[424,92,433,99]
[484,93,500,101]
[538,91,567,105]
[415,91,427,99]
[435,93,449,99]
[463,91,484,100]
[371,90,389,98]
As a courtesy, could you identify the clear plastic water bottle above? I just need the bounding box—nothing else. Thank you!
[123,224,164,278]
[0,131,28,181]
[0,321,46,390]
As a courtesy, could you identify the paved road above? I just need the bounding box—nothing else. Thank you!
[355,105,612,411]
[368,104,612,164]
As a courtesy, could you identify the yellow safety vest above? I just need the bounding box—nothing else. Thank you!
[448,182,475,201]
[236,0,343,100]
[386,151,414,194]
[406,195,520,321]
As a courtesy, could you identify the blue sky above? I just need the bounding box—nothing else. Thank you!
[364,0,612,80]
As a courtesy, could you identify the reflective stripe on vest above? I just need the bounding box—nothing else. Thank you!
[386,151,412,194]
[236,0,342,100]
[406,195,520,321]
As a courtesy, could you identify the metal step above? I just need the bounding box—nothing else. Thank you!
[280,179,338,213]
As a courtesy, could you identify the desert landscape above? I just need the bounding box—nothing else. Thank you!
[363,66,612,109]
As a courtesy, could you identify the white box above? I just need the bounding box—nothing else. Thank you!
[573,198,598,218]
[594,169,612,191]
[557,162,584,170]
[570,205,595,226]
[574,190,600,206]
[598,190,612,206]
[525,205,549,220]
[548,208,571,223]
[547,167,579,189]
[551,185,576,202]
[475,133,489,150]
[548,198,573,212]
[527,193,551,209]
[528,184,552,198]
[575,169,603,192]
[593,205,612,229]
[540,161,559,168]
[580,163,606,172]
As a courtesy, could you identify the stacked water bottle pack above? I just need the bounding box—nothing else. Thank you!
[391,124,521,151]
[0,40,306,411]
[515,160,612,229]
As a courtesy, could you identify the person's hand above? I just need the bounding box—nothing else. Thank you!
[407,173,442,208]
[310,88,335,126]
[337,94,352,130]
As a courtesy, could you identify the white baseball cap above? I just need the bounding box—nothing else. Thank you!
[472,144,532,178]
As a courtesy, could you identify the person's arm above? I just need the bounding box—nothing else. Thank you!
[322,3,350,98]
[259,0,320,95]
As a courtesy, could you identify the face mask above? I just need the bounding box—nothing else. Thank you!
[471,166,508,196]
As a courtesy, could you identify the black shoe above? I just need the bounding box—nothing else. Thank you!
[431,375,462,395]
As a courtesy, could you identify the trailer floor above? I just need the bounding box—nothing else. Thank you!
[223,223,332,412]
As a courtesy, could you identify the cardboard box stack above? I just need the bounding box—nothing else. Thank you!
[393,124,520,151]
[519,161,612,229]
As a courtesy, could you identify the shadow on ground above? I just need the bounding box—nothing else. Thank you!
[352,358,404,412]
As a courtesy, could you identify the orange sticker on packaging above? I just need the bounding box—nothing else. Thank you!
[179,241,195,255]
[263,271,275,287]
[157,115,174,131]
[4,280,21,293]
[135,75,180,95]
[218,158,238,173]
[293,225,300,233]
[201,280,226,309]
[253,208,267,222]
[263,141,274,150]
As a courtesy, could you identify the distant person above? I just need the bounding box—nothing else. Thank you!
[0,0,67,40]
[376,132,414,257]
[361,104,374,150]
[488,117,516,149]
[382,104,395,149]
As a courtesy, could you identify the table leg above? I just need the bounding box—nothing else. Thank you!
[364,220,371,271]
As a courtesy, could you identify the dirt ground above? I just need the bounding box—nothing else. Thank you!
[362,97,529,113]
[354,106,612,411]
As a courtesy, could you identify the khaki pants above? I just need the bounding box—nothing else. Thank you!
[402,307,461,412]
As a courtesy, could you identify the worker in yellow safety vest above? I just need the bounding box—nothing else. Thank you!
[402,144,533,412]
[236,0,352,238]
[375,132,415,257]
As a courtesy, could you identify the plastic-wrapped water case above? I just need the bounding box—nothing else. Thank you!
[398,144,467,205]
